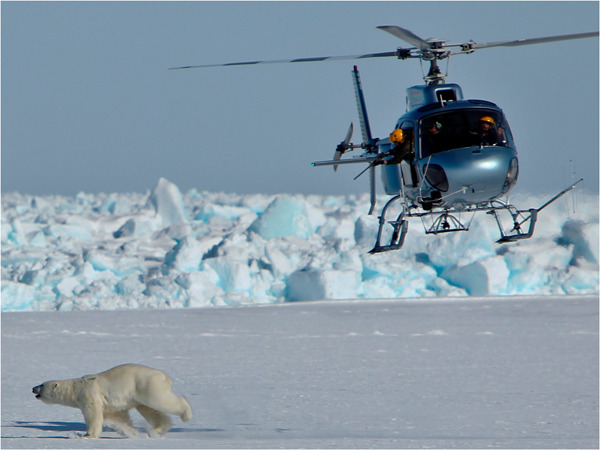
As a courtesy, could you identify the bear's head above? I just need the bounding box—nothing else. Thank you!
[32,381,61,404]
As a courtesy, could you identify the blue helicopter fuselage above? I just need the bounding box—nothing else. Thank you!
[381,84,519,210]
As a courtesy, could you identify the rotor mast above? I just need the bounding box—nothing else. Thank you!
[425,58,445,85]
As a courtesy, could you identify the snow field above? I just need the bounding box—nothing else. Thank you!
[1,296,597,448]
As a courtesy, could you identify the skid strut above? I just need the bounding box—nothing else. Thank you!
[369,195,408,254]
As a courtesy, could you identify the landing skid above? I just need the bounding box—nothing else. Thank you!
[369,197,472,254]
[487,204,538,243]
[369,195,408,254]
[488,178,583,244]
[368,179,583,254]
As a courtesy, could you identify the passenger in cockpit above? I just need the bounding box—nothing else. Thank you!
[377,128,414,165]
[422,120,444,154]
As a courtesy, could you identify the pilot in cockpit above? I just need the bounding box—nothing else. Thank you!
[471,116,505,146]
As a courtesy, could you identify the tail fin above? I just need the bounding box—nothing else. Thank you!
[352,66,374,147]
[352,66,378,214]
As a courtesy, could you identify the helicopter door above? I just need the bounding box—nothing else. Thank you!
[381,141,401,195]
[400,160,419,188]
[398,122,418,187]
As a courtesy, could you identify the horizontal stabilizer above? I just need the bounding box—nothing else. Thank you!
[312,157,378,167]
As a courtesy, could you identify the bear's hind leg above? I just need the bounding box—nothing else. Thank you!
[142,391,193,422]
[140,375,193,422]
[104,410,138,438]
[179,396,192,422]
[136,405,172,437]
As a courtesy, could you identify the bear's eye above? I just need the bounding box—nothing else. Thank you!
[52,383,59,390]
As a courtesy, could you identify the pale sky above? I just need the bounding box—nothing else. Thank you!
[2,1,598,197]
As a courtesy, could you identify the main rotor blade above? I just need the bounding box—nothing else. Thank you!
[470,31,599,50]
[170,51,398,70]
[377,25,431,51]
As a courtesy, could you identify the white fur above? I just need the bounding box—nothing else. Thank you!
[33,364,192,438]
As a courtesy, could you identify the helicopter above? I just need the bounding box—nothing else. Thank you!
[171,26,598,253]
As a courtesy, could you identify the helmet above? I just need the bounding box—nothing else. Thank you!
[479,116,495,125]
[390,129,405,144]
[425,120,442,130]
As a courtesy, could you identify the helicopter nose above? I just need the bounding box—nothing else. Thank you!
[425,146,518,204]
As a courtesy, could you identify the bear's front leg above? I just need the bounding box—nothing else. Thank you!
[81,398,104,438]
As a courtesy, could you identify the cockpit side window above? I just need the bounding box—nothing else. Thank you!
[420,109,513,158]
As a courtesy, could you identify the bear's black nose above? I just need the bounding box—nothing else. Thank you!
[32,385,42,397]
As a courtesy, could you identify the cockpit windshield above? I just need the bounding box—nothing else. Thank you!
[420,109,514,158]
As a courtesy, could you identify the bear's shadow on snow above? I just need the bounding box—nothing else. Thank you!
[14,421,87,433]
[10,421,126,439]
[12,421,224,437]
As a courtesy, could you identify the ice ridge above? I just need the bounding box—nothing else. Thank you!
[2,179,598,311]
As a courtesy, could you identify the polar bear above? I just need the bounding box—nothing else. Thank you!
[32,363,192,438]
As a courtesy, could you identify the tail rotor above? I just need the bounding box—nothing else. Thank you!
[333,123,354,171]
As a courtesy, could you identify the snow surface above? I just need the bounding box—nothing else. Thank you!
[2,296,598,448]
[2,178,598,311]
